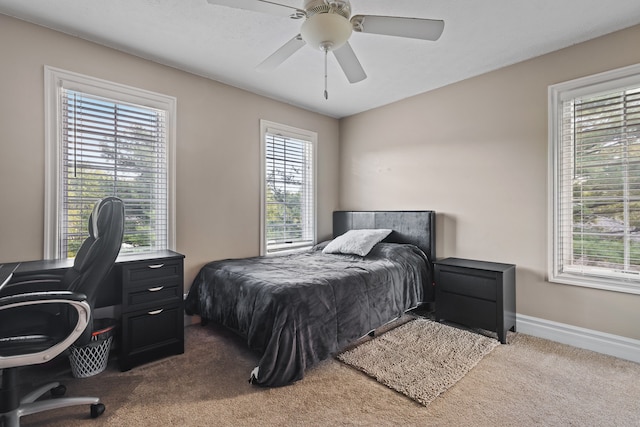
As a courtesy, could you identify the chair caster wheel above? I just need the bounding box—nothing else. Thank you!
[91,403,105,418]
[51,384,66,397]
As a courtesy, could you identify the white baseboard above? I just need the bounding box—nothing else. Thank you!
[516,314,640,364]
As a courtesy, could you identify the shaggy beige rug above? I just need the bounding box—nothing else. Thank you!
[337,318,500,406]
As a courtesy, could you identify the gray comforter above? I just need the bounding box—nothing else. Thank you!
[184,242,430,387]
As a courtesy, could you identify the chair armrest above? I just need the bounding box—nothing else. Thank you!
[0,291,90,369]
[0,275,64,297]
[8,273,65,284]
[0,290,87,309]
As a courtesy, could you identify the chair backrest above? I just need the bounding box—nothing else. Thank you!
[63,196,125,344]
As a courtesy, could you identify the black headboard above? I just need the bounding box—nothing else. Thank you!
[333,210,436,302]
[333,210,436,262]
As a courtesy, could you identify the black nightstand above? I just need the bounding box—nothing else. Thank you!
[434,257,516,344]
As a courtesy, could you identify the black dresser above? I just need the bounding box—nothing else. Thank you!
[116,250,185,371]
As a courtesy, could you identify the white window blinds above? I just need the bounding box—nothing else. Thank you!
[261,121,316,255]
[60,90,168,257]
[550,65,640,293]
[45,67,176,260]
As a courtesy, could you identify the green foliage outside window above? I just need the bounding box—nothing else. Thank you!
[265,170,303,244]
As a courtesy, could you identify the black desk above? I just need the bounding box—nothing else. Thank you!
[5,258,98,305]
[0,262,20,291]
[8,250,182,308]
[3,250,185,370]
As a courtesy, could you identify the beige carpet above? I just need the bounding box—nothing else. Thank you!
[17,316,640,426]
[337,318,500,406]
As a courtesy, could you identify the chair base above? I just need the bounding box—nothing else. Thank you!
[1,371,104,427]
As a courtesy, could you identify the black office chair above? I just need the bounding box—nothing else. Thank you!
[0,196,124,426]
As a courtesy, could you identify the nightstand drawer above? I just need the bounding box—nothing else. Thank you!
[438,292,497,331]
[122,259,183,285]
[437,266,497,301]
[124,283,182,308]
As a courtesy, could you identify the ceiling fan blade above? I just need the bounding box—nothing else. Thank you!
[206,0,305,18]
[332,42,367,84]
[256,35,306,72]
[351,15,445,41]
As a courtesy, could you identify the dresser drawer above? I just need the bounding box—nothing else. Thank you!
[437,266,497,301]
[124,283,182,308]
[122,303,183,351]
[120,301,184,371]
[121,259,183,286]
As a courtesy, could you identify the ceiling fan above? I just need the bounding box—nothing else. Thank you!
[207,0,444,98]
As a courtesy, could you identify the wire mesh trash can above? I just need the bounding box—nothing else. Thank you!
[69,318,116,378]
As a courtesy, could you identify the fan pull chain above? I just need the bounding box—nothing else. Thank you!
[324,48,328,100]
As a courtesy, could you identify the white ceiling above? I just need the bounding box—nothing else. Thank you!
[1,0,640,118]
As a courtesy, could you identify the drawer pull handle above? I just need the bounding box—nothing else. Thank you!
[148,309,164,315]
[148,286,164,292]
[148,264,165,269]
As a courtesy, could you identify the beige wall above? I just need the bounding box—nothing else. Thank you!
[339,25,640,340]
[2,12,640,342]
[0,14,340,286]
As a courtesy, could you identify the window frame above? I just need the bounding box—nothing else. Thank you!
[259,120,317,256]
[44,66,177,259]
[548,62,640,295]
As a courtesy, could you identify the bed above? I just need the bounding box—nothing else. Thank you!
[184,210,436,387]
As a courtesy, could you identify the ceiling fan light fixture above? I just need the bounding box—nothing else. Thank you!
[300,12,352,51]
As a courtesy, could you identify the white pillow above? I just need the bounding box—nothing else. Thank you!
[322,229,392,257]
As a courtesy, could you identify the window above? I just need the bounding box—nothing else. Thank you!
[549,63,640,294]
[260,120,316,255]
[45,67,176,259]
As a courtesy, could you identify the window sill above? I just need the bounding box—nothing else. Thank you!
[550,272,640,296]
[266,246,312,256]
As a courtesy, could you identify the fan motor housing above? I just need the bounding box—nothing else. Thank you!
[300,12,352,51]
[304,0,350,19]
